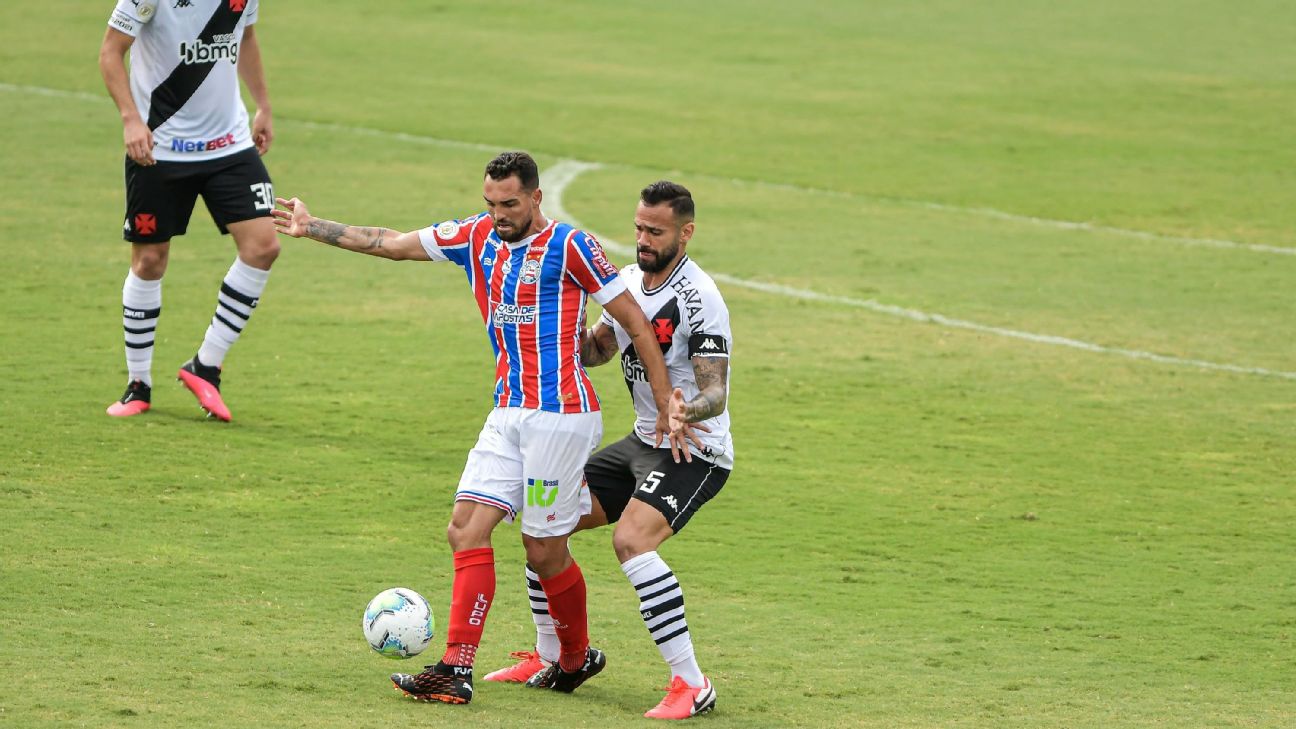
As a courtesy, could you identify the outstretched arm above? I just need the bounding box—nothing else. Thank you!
[273,197,430,260]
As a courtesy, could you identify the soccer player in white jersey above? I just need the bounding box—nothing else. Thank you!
[100,0,279,422]
[486,181,733,720]
[272,153,688,706]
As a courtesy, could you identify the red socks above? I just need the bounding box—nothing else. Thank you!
[442,547,495,667]
[539,560,590,672]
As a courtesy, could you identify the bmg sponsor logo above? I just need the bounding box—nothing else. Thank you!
[178,33,239,65]
[171,132,236,153]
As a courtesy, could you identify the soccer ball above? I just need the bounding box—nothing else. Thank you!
[362,587,435,659]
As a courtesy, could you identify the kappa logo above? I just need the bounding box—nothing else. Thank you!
[698,339,720,351]
[662,494,679,512]
[134,213,157,236]
[172,0,193,8]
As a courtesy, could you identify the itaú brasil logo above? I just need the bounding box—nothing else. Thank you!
[178,33,239,65]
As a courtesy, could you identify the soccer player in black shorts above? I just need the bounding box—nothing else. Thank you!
[100,0,279,421]
[486,181,734,720]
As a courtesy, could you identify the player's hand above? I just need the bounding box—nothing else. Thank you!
[251,108,273,155]
[272,197,311,238]
[123,117,155,165]
[666,387,706,464]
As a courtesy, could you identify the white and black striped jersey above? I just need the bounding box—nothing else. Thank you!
[108,0,259,162]
[599,255,734,468]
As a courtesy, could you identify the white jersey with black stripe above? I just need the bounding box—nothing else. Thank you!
[600,255,735,468]
[108,0,259,162]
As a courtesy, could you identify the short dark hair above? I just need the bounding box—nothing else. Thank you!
[640,180,694,222]
[484,151,540,190]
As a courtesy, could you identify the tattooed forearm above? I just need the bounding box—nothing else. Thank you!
[581,325,618,367]
[683,356,729,421]
[307,218,347,245]
[306,219,390,254]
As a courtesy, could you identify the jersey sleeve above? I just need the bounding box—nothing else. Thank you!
[109,0,157,37]
[244,0,260,25]
[417,215,483,266]
[687,284,732,358]
[565,231,626,305]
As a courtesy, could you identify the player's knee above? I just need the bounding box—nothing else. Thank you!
[446,519,489,552]
[242,236,280,269]
[612,526,658,563]
[522,536,570,578]
[131,247,169,278]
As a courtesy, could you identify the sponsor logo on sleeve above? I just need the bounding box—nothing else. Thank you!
[436,220,460,240]
[585,235,618,278]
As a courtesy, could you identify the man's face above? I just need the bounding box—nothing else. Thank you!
[483,174,540,242]
[634,201,693,273]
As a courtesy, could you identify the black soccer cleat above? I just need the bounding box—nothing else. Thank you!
[524,647,606,693]
[106,379,152,417]
[390,661,474,704]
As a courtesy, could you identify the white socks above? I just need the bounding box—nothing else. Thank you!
[197,257,270,368]
[526,563,561,664]
[122,270,162,386]
[622,550,705,687]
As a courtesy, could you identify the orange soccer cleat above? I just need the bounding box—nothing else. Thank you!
[644,675,716,720]
[484,650,550,683]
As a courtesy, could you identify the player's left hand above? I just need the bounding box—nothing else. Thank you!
[666,387,706,464]
[252,108,273,155]
[272,196,311,237]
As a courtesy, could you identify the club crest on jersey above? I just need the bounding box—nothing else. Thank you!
[519,258,542,285]
[179,33,239,65]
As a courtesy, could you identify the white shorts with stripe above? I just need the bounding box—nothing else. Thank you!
[456,407,601,538]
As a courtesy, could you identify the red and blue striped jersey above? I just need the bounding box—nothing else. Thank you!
[418,213,626,414]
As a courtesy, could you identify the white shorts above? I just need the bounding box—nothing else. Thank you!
[455,407,602,538]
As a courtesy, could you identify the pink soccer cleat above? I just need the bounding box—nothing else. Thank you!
[177,357,230,422]
[644,675,716,720]
[484,650,550,683]
[106,380,151,417]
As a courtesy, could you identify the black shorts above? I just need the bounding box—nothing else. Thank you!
[585,433,729,533]
[123,147,274,243]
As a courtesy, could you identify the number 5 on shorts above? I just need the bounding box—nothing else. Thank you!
[639,471,665,494]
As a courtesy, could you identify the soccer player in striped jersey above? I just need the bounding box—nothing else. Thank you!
[272,152,685,706]
[487,181,732,720]
[100,0,280,421]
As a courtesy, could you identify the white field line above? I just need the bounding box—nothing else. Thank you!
[5,81,1294,257]
[9,82,1293,380]
[543,160,1296,382]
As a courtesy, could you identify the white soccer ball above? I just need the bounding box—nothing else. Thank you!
[362,587,435,659]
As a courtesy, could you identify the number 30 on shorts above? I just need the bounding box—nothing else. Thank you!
[639,471,665,494]
[249,182,273,211]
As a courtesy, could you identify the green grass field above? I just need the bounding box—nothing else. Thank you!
[2,1,1294,727]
